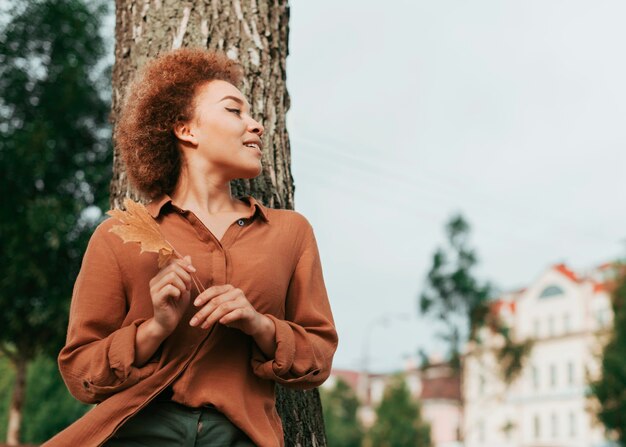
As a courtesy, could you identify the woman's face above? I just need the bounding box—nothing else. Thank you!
[178,79,264,180]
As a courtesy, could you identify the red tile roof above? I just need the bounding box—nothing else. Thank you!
[492,299,516,315]
[554,263,580,282]
[593,282,608,293]
[420,375,461,401]
[330,369,361,390]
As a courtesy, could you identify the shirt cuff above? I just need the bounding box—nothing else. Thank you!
[251,314,296,379]
[108,318,147,380]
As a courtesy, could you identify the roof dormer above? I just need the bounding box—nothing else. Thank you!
[538,285,565,299]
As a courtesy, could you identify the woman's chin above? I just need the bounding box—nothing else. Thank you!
[237,162,263,179]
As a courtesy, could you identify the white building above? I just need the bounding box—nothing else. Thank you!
[463,263,616,447]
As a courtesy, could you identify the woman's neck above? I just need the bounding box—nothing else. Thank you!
[170,165,241,216]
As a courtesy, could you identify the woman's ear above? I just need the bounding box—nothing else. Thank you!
[173,121,198,147]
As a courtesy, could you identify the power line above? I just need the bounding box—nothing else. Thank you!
[291,130,613,247]
[293,137,554,252]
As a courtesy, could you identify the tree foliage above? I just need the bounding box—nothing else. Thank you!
[419,215,492,368]
[367,373,431,447]
[0,0,111,367]
[419,214,532,383]
[0,0,111,441]
[589,265,626,446]
[495,325,534,384]
[320,378,363,447]
[0,355,91,443]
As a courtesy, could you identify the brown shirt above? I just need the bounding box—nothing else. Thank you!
[45,194,338,447]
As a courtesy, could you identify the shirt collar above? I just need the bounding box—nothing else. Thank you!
[145,193,270,223]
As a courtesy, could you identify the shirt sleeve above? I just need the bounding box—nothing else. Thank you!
[251,217,338,390]
[57,222,158,404]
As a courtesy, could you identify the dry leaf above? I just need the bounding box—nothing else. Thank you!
[107,197,176,268]
[105,198,205,293]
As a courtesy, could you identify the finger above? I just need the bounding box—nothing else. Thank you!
[189,293,237,327]
[163,275,187,295]
[169,263,192,290]
[153,267,192,292]
[152,270,188,294]
[167,261,193,285]
[199,301,243,329]
[181,255,196,272]
[155,284,182,303]
[193,284,236,307]
[219,308,248,326]
[150,260,193,289]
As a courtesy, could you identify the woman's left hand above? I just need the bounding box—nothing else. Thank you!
[189,284,265,335]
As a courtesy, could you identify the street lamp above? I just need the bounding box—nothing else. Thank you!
[359,313,410,405]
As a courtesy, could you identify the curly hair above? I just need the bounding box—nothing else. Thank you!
[115,47,244,198]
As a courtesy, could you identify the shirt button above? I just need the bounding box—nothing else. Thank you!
[237,219,245,226]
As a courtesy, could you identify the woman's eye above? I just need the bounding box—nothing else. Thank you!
[226,108,242,116]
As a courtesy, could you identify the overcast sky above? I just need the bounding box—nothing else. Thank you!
[285,0,626,372]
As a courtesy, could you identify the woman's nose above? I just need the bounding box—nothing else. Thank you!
[249,117,264,137]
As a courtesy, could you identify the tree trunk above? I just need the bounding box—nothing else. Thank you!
[6,356,27,445]
[110,1,327,445]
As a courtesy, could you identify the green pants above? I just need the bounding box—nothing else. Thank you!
[103,399,256,447]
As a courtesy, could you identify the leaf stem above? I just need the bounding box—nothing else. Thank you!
[164,238,206,294]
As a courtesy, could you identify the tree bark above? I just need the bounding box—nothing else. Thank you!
[110,0,294,211]
[111,1,327,445]
[6,356,27,445]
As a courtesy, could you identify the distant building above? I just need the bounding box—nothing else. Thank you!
[463,263,617,447]
[324,362,463,447]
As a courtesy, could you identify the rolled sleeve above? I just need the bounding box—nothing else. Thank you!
[58,223,157,404]
[108,319,144,373]
[251,218,338,389]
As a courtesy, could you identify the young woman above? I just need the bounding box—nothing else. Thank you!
[44,48,338,447]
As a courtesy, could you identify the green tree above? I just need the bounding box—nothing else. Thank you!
[0,0,111,442]
[320,378,363,447]
[0,354,92,443]
[367,373,431,447]
[419,215,492,368]
[419,214,532,382]
[589,265,626,446]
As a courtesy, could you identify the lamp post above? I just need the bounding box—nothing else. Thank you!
[359,313,410,407]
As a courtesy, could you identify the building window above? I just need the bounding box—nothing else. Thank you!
[596,308,610,328]
[479,374,486,395]
[551,413,558,438]
[532,365,540,390]
[567,361,574,386]
[539,285,565,298]
[534,414,541,439]
[569,412,576,437]
[533,319,540,338]
[550,364,557,388]
[563,313,571,333]
[478,419,485,443]
[548,316,555,337]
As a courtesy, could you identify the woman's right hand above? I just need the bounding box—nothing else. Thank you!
[148,255,196,336]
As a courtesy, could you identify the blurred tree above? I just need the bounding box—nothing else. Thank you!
[419,215,532,376]
[0,0,111,443]
[320,378,363,447]
[0,357,12,441]
[418,215,532,443]
[367,373,431,447]
[0,355,92,443]
[419,215,493,368]
[589,265,626,446]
